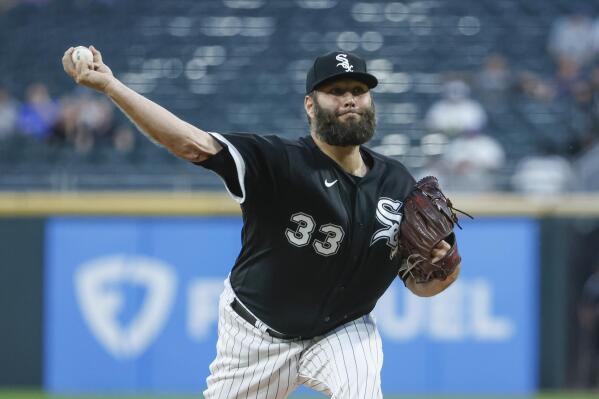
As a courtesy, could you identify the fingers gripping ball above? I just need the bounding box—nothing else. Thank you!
[398,176,472,283]
[71,46,93,65]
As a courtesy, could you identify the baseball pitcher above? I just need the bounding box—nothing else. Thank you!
[62,46,466,398]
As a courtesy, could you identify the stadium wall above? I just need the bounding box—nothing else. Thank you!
[0,218,44,386]
[0,192,597,394]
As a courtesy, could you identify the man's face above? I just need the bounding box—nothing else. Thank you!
[306,78,376,146]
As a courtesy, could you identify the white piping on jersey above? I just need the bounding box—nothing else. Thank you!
[209,132,247,204]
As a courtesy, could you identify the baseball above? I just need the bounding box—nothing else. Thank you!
[71,46,93,65]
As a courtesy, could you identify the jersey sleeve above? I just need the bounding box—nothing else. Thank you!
[194,132,287,204]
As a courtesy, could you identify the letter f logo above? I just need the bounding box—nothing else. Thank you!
[75,255,177,359]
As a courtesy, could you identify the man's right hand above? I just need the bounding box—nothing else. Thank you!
[62,46,115,93]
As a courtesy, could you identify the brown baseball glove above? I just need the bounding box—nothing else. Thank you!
[397,176,472,283]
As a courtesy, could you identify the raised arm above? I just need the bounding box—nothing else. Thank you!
[61,46,221,162]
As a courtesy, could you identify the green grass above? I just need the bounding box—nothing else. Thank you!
[1,390,599,399]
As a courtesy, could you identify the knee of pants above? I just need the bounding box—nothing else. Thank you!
[326,367,382,399]
[336,378,382,398]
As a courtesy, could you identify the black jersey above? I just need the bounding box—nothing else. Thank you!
[198,133,416,337]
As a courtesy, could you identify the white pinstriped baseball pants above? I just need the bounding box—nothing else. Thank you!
[203,278,384,399]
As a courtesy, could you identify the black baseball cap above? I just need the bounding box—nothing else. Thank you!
[306,51,378,94]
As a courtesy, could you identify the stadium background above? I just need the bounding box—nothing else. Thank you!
[1,0,599,398]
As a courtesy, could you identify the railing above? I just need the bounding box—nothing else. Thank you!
[1,191,598,216]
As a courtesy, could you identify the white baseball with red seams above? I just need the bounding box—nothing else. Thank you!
[71,46,93,65]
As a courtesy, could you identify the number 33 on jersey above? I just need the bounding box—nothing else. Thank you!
[286,212,344,256]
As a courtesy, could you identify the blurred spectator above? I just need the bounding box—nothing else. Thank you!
[423,78,500,191]
[511,152,577,194]
[16,82,60,141]
[77,93,115,143]
[546,60,599,157]
[0,88,18,139]
[565,80,597,155]
[590,65,599,135]
[554,56,585,99]
[425,79,487,137]
[424,131,505,192]
[53,90,116,154]
[518,71,556,102]
[575,260,599,388]
[574,139,599,191]
[515,71,582,158]
[591,17,599,56]
[443,133,505,190]
[475,53,514,103]
[547,12,594,66]
[112,124,136,154]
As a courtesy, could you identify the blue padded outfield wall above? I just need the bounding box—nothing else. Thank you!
[44,217,538,395]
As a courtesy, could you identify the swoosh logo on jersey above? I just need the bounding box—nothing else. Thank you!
[324,179,338,188]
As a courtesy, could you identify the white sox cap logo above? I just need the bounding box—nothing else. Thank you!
[370,197,403,253]
[335,53,354,72]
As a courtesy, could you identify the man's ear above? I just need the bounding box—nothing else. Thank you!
[305,93,314,121]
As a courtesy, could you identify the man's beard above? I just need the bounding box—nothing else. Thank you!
[312,99,376,146]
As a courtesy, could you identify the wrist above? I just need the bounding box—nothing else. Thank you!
[102,76,120,97]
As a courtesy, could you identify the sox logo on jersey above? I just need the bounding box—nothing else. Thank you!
[371,197,403,254]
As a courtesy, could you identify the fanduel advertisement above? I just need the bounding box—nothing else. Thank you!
[44,217,538,395]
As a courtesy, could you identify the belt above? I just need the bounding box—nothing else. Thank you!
[230,298,302,340]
